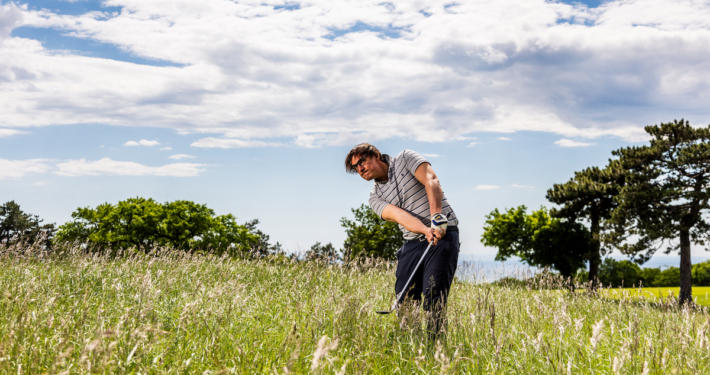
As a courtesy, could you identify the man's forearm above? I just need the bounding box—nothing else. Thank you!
[381,204,429,235]
[425,179,443,215]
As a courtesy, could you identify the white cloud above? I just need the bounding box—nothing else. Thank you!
[55,158,206,177]
[498,137,512,141]
[554,139,595,147]
[34,181,47,186]
[421,153,440,158]
[511,184,534,189]
[1,0,710,145]
[191,137,284,149]
[0,128,27,137]
[0,159,51,179]
[466,142,480,147]
[474,185,499,190]
[159,147,172,151]
[124,139,161,147]
[0,3,23,42]
[169,154,195,160]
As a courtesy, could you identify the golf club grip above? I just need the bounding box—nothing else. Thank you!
[394,241,434,306]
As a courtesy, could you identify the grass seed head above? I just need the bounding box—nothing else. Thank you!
[590,320,604,351]
[311,335,339,372]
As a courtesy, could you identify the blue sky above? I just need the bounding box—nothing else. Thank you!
[2,0,710,265]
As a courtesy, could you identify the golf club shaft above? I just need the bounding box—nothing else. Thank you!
[390,240,434,310]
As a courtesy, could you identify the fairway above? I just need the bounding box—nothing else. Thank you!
[603,286,710,306]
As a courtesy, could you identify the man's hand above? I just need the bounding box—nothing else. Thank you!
[424,227,444,245]
[431,212,448,233]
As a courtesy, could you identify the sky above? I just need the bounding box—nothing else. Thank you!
[2,0,710,265]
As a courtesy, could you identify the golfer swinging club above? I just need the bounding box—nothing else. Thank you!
[345,143,459,335]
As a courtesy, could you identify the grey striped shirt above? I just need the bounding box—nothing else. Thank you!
[369,150,459,240]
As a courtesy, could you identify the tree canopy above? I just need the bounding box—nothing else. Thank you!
[610,119,710,304]
[54,197,263,256]
[340,204,403,260]
[546,161,625,285]
[481,205,593,278]
[0,201,55,248]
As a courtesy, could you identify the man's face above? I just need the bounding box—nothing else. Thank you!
[351,154,376,181]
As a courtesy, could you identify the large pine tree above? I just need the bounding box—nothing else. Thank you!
[611,119,710,304]
[546,161,625,287]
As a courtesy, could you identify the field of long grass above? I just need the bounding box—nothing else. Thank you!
[2,246,710,374]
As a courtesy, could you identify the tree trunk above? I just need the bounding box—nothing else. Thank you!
[588,208,601,289]
[679,228,692,305]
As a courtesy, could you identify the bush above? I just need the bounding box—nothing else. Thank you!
[692,261,710,286]
[641,268,661,287]
[304,242,340,263]
[341,204,403,260]
[598,258,644,288]
[655,267,680,287]
[55,197,265,256]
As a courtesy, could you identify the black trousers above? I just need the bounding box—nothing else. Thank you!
[395,228,459,333]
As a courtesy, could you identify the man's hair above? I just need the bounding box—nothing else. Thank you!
[345,143,385,173]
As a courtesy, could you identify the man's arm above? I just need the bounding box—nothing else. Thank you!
[414,163,444,220]
[381,204,443,245]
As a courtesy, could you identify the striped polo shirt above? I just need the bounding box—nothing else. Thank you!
[369,150,459,240]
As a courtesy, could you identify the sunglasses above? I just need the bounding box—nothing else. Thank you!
[351,156,367,172]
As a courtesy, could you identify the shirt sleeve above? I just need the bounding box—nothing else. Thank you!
[369,190,390,219]
[401,150,429,176]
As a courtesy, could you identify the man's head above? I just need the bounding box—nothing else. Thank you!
[345,143,388,181]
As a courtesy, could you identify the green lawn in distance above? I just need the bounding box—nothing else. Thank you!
[603,286,710,306]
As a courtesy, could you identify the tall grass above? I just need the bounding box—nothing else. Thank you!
[2,243,710,374]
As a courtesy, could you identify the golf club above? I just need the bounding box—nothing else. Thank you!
[376,240,434,315]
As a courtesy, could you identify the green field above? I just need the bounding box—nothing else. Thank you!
[2,247,710,374]
[603,286,710,306]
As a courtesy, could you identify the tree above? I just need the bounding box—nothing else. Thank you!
[597,258,644,288]
[55,197,262,256]
[481,206,593,279]
[692,261,710,286]
[0,201,55,248]
[340,204,404,260]
[244,219,284,256]
[642,268,661,287]
[655,267,681,287]
[304,242,340,263]
[546,161,625,286]
[611,119,710,304]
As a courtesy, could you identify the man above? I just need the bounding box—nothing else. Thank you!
[345,143,459,335]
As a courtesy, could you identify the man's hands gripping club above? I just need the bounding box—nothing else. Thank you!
[427,212,448,245]
[381,205,448,245]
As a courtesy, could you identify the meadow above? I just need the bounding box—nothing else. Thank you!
[2,245,710,374]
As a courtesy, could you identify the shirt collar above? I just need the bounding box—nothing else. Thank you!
[375,154,392,185]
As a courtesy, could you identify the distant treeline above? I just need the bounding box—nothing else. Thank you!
[578,258,710,288]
